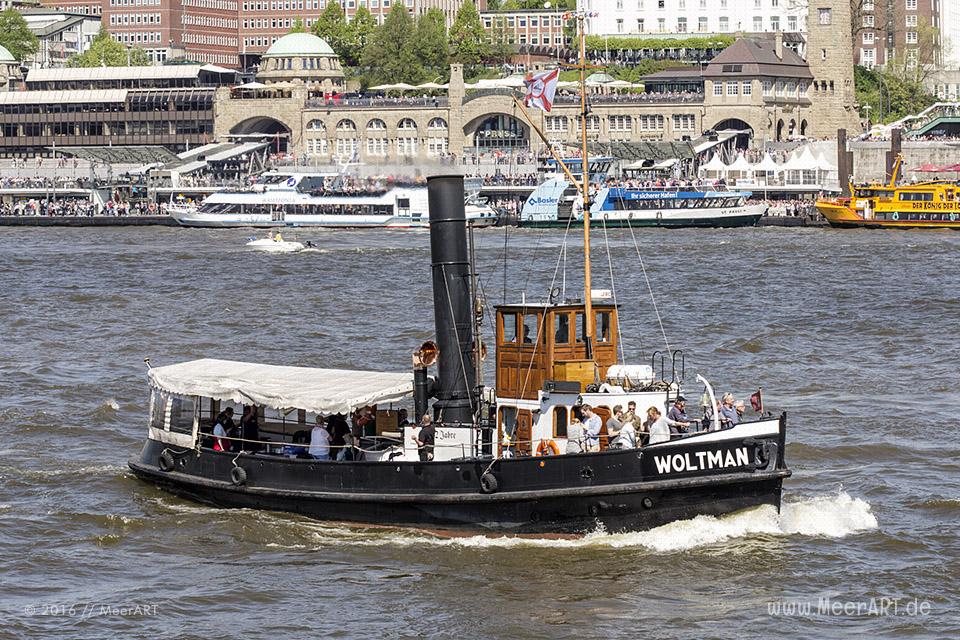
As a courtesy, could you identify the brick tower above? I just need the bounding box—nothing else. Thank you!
[804,0,861,136]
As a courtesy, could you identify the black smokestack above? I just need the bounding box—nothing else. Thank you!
[427,175,477,426]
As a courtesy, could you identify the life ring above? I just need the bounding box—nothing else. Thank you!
[230,466,247,486]
[891,212,899,221]
[535,439,560,456]
[158,450,175,472]
[479,472,499,494]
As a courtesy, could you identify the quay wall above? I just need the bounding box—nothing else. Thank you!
[851,141,960,182]
[0,216,178,227]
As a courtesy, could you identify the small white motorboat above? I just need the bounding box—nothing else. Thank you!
[245,231,305,253]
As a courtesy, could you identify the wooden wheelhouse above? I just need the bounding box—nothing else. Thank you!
[494,301,620,401]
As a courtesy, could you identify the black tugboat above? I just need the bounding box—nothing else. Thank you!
[129,12,790,535]
[129,171,790,535]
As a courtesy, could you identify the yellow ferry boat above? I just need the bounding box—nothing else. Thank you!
[816,156,960,229]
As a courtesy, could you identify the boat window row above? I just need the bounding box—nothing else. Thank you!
[199,203,395,216]
[898,191,934,201]
[501,310,612,345]
[609,196,743,211]
[151,390,407,457]
[873,211,959,221]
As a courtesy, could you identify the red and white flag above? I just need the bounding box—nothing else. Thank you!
[524,68,559,113]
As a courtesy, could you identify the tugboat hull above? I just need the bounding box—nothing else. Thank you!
[129,427,789,535]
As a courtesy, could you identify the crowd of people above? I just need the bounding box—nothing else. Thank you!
[0,176,107,190]
[760,199,820,218]
[472,172,539,187]
[562,393,752,454]
[555,90,703,105]
[0,198,166,217]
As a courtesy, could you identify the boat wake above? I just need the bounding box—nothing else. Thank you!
[287,489,878,552]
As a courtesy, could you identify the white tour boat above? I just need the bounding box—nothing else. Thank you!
[169,171,499,229]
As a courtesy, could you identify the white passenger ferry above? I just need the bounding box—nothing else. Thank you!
[168,171,499,228]
[521,158,765,228]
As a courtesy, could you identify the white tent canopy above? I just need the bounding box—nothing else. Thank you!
[753,153,782,173]
[726,154,753,172]
[148,358,413,416]
[700,153,728,174]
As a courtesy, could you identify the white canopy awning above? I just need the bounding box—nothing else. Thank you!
[700,153,728,174]
[726,154,753,172]
[753,153,782,173]
[148,358,413,416]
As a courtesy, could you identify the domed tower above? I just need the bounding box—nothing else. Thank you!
[256,33,345,92]
[0,45,21,92]
[804,0,860,135]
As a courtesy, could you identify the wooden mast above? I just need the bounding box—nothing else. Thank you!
[576,13,594,360]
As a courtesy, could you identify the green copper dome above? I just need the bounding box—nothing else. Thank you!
[263,33,336,58]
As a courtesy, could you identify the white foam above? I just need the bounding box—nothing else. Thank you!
[104,399,120,411]
[286,489,878,552]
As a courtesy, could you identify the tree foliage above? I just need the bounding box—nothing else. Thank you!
[496,0,574,8]
[854,64,936,124]
[448,0,488,68]
[0,8,38,62]
[345,6,377,68]
[488,16,515,66]
[67,30,149,67]
[360,3,422,84]
[414,8,448,76]
[584,35,735,52]
[313,1,350,61]
[289,18,306,33]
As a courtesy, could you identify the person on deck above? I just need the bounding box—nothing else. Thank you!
[606,405,624,441]
[328,413,350,457]
[412,413,436,462]
[309,416,331,460]
[240,405,260,452]
[667,396,693,435]
[566,418,585,454]
[615,414,638,449]
[581,405,602,452]
[622,401,638,425]
[719,393,740,428]
[645,407,687,445]
[212,407,234,452]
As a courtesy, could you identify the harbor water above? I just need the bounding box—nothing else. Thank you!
[0,226,957,638]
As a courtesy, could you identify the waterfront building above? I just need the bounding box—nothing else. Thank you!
[22,8,102,68]
[41,0,467,67]
[0,64,236,156]
[0,20,858,158]
[0,46,20,91]
[853,0,938,69]
[578,0,807,38]
[479,7,570,57]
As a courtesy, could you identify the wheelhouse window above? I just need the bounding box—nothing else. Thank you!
[596,311,612,343]
[575,311,585,342]
[499,406,517,439]
[169,396,196,435]
[502,312,519,343]
[553,405,568,438]
[554,312,570,344]
[149,389,166,430]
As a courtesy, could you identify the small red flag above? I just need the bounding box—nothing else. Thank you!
[750,389,763,412]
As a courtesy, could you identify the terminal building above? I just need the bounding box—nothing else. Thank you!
[0,64,236,156]
[0,3,860,160]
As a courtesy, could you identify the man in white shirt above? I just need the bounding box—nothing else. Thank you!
[309,415,331,460]
[581,405,603,452]
[645,407,687,445]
